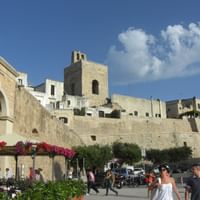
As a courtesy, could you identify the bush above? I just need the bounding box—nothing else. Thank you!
[15,180,86,200]
[146,146,192,164]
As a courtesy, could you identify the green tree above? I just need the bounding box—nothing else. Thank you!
[168,146,192,162]
[146,146,192,164]
[146,149,162,164]
[112,142,141,164]
[73,144,112,170]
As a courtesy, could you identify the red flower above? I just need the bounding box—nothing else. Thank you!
[36,142,75,158]
[16,141,26,155]
[0,141,7,148]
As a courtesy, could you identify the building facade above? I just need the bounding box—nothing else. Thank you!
[167,97,200,119]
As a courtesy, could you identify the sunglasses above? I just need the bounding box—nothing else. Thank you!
[161,168,167,172]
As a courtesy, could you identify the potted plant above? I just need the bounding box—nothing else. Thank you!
[16,141,26,155]
[15,179,86,200]
[0,141,6,150]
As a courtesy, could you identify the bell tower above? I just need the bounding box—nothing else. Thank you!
[64,51,109,106]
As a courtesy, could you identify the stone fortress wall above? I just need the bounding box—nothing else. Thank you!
[12,84,200,159]
[12,50,200,159]
[12,87,84,180]
[13,87,84,147]
[10,86,200,178]
[70,115,200,158]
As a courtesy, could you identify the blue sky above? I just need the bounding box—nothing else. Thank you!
[0,0,200,101]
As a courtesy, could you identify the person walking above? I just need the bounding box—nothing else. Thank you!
[104,169,118,196]
[29,167,35,181]
[146,170,156,198]
[149,164,181,200]
[185,163,200,200]
[5,168,14,187]
[86,168,99,195]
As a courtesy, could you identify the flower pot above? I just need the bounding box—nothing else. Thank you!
[72,195,84,200]
[25,146,32,153]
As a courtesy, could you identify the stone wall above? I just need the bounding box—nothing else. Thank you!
[112,94,166,118]
[0,59,18,135]
[13,87,84,147]
[12,87,84,180]
[70,116,200,157]
[81,60,108,106]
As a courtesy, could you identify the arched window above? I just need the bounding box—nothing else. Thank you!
[92,80,99,94]
[134,111,138,116]
[0,91,7,116]
[32,128,39,136]
[59,117,68,124]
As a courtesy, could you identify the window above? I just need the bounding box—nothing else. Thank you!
[185,104,190,108]
[59,117,68,124]
[134,111,138,116]
[67,100,71,106]
[183,141,187,147]
[32,128,39,136]
[77,53,80,60]
[50,102,56,109]
[146,112,149,117]
[91,135,96,141]
[56,102,60,109]
[99,111,104,117]
[198,103,200,109]
[18,79,23,85]
[92,80,99,94]
[71,83,75,95]
[155,114,161,118]
[51,85,55,96]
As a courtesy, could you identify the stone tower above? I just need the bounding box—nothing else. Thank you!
[64,51,109,106]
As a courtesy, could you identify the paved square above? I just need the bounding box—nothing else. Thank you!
[85,185,185,200]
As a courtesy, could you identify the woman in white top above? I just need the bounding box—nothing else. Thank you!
[150,164,181,200]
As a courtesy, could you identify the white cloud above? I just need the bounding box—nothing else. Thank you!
[107,23,200,85]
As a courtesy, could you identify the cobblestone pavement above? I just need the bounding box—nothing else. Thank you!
[84,185,185,200]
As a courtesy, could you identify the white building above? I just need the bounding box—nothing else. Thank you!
[166,97,200,119]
